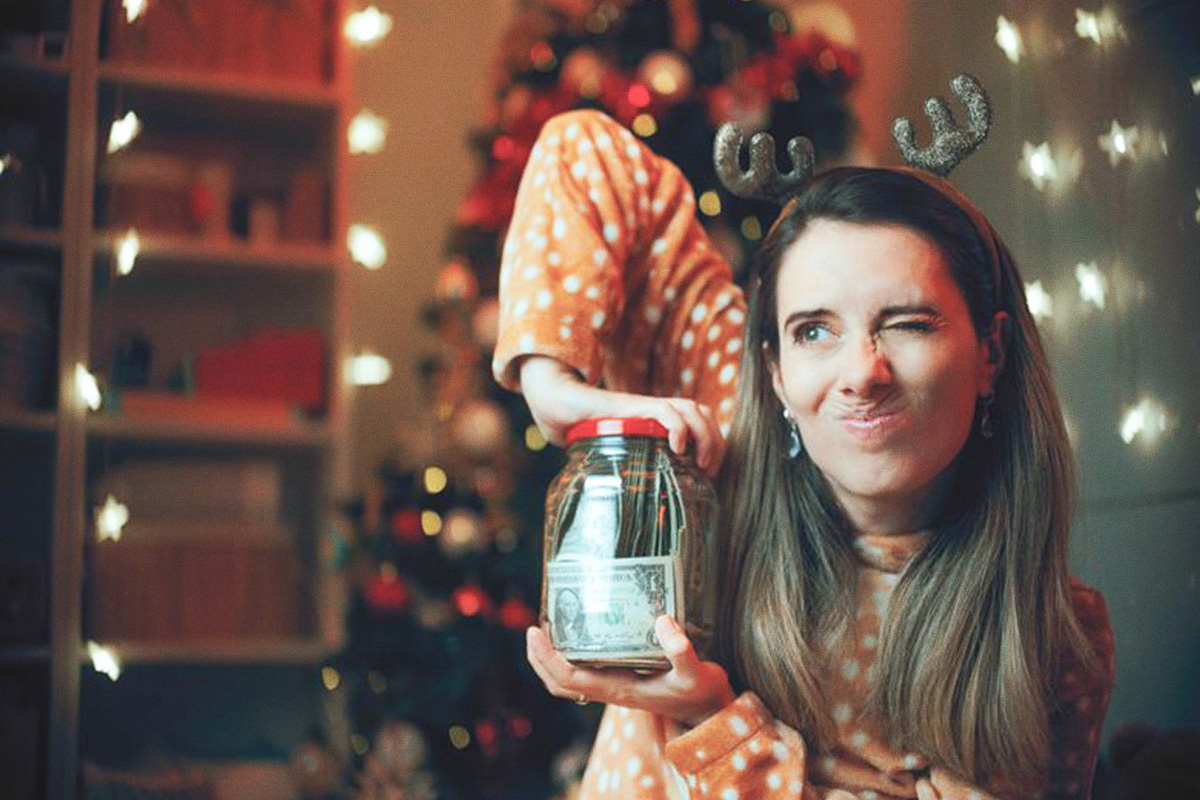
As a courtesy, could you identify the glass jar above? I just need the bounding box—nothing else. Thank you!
[540,418,718,669]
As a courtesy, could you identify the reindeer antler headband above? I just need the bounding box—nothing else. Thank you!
[714,74,992,201]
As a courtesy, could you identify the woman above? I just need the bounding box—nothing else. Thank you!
[492,91,1114,799]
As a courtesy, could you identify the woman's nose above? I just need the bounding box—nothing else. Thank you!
[838,334,893,396]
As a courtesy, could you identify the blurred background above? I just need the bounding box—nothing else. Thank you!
[0,0,1196,798]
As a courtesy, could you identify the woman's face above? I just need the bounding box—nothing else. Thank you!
[770,219,1004,519]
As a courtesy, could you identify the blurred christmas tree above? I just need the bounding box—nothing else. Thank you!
[334,2,859,799]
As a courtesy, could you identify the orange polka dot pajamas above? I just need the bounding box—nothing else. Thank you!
[493,110,1116,800]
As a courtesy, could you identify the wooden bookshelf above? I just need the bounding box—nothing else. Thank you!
[0,2,356,797]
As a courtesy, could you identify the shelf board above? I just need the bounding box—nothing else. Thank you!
[0,644,51,664]
[0,409,57,436]
[87,413,332,449]
[0,54,69,88]
[87,637,335,666]
[97,61,339,126]
[94,230,340,274]
[0,223,65,252]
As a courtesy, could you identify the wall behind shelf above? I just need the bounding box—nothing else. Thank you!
[348,0,515,489]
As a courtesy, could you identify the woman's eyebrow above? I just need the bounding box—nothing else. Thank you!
[782,308,833,328]
[878,303,940,318]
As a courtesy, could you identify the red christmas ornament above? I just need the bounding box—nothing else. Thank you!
[508,715,533,739]
[390,508,423,542]
[497,596,535,630]
[475,718,499,760]
[452,585,493,618]
[365,570,411,612]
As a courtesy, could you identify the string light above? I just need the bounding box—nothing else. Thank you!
[75,364,102,411]
[345,350,392,386]
[1098,119,1139,167]
[524,424,547,451]
[115,229,139,276]
[421,510,442,536]
[1024,280,1053,319]
[632,113,657,137]
[321,667,341,691]
[87,642,121,681]
[698,190,721,216]
[1194,188,1199,225]
[423,466,448,493]
[348,223,387,269]
[121,0,147,23]
[107,111,142,155]
[95,495,130,542]
[344,6,393,46]
[1120,397,1170,446]
[348,110,388,154]
[995,16,1023,64]
[448,726,471,750]
[1074,262,1107,309]
[1019,142,1081,193]
[740,216,763,240]
[1074,7,1124,46]
[0,153,13,177]
[1191,75,1200,96]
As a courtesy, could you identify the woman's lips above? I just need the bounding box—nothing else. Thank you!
[838,407,907,438]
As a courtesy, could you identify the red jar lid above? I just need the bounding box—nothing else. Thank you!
[565,417,669,444]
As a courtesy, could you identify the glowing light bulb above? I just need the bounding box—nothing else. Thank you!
[424,466,448,493]
[1120,397,1169,446]
[122,0,147,23]
[75,364,102,411]
[345,351,392,386]
[524,424,547,451]
[88,642,121,681]
[1074,263,1107,309]
[1024,280,1053,319]
[995,16,1023,64]
[1074,7,1124,45]
[115,229,139,276]
[1020,142,1057,191]
[632,113,657,137]
[107,111,142,154]
[95,495,129,542]
[421,510,443,536]
[344,6,392,46]
[0,153,13,177]
[1191,75,1200,96]
[348,224,387,269]
[348,110,388,154]
[698,190,721,216]
[321,666,341,691]
[1098,119,1139,167]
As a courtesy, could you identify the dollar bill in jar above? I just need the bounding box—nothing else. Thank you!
[541,419,717,670]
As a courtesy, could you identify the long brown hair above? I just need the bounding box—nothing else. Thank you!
[713,168,1099,794]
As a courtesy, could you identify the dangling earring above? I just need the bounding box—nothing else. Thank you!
[979,392,996,439]
[783,407,803,458]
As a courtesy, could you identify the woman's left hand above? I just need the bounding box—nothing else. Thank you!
[526,615,735,728]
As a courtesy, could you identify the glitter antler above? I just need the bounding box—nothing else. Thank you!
[892,74,992,176]
[713,123,815,204]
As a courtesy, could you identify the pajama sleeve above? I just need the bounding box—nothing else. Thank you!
[492,109,747,433]
[663,692,817,800]
[1040,581,1116,800]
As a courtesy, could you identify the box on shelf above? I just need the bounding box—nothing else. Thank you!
[100,151,195,236]
[195,328,326,415]
[90,519,303,642]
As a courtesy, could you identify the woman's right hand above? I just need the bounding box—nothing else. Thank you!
[518,355,724,475]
